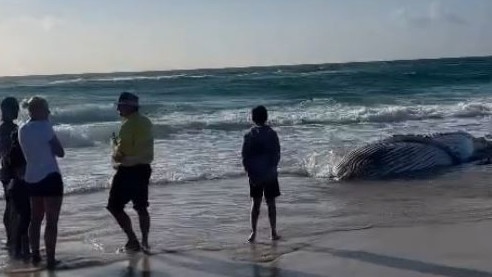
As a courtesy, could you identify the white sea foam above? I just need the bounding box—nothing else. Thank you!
[47,74,211,85]
[51,104,118,124]
[46,99,492,152]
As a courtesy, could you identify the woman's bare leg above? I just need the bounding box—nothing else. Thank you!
[29,197,45,263]
[44,196,63,267]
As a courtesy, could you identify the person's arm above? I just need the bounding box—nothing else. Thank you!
[0,124,13,157]
[49,135,65,158]
[113,122,132,163]
[44,123,64,158]
[0,125,14,182]
[241,134,251,173]
[272,131,281,167]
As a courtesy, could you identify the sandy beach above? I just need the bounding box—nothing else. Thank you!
[3,220,491,277]
[2,172,492,276]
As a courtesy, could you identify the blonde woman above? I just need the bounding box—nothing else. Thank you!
[18,97,64,270]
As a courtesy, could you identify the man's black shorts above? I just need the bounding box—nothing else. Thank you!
[249,178,281,199]
[107,164,152,212]
[27,172,64,197]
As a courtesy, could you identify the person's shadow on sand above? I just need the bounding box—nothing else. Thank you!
[117,244,492,277]
[312,246,492,277]
[153,246,492,277]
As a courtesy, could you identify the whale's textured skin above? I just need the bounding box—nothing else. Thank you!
[332,131,478,180]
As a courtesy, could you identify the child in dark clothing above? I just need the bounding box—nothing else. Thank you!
[241,106,281,242]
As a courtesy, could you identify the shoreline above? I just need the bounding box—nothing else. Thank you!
[28,219,491,277]
[3,174,492,276]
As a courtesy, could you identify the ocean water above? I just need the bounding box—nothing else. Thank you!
[1,56,492,270]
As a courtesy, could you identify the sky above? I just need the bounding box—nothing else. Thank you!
[0,0,491,76]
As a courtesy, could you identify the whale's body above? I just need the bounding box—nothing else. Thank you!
[332,131,485,180]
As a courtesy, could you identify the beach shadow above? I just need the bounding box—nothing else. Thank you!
[312,246,492,277]
[156,251,326,277]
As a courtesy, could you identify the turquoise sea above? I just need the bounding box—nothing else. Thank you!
[1,56,492,270]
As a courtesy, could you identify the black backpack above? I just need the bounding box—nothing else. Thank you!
[1,127,26,179]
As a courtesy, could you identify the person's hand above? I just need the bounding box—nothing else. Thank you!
[112,151,124,163]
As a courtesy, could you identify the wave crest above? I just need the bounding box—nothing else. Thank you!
[51,104,118,124]
[47,100,492,149]
[48,74,211,85]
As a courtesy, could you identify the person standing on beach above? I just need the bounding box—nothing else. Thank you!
[242,105,281,242]
[0,97,20,249]
[18,96,65,269]
[1,97,30,260]
[107,92,154,252]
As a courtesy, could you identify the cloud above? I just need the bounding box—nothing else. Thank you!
[393,0,467,28]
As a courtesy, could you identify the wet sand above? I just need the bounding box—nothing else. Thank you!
[5,220,492,277]
[3,168,492,276]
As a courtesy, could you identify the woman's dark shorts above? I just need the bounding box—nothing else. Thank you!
[107,164,152,212]
[27,172,64,197]
[249,178,281,199]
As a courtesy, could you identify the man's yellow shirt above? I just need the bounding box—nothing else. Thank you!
[113,112,154,167]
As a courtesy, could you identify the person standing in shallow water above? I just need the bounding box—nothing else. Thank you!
[1,97,30,260]
[107,92,154,252]
[242,105,281,242]
[0,97,20,249]
[18,96,65,270]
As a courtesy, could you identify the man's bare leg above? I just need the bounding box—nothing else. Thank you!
[108,209,140,251]
[136,208,150,250]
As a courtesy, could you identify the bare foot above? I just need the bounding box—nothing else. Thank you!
[271,233,281,241]
[247,232,256,243]
[125,240,141,252]
[47,259,61,271]
[142,243,151,254]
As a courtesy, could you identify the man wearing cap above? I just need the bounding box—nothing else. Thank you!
[107,92,154,252]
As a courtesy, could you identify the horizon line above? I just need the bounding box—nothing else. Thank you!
[2,54,491,79]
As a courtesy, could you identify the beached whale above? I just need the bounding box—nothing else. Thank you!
[332,131,492,180]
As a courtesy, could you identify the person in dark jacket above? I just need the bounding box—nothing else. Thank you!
[241,105,281,242]
[0,97,20,249]
[4,126,30,260]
